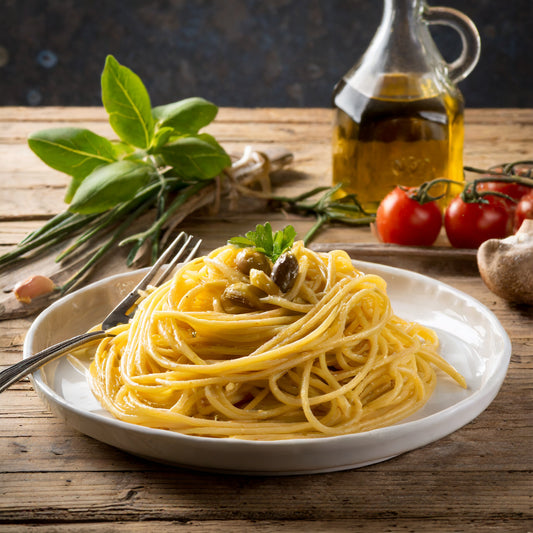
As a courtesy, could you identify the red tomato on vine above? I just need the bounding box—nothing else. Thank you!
[476,180,530,232]
[514,192,533,232]
[476,180,531,204]
[444,195,510,248]
[376,186,442,246]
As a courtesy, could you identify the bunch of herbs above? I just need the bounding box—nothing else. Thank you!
[1,55,231,293]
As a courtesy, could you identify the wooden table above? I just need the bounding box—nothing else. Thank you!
[1,107,532,531]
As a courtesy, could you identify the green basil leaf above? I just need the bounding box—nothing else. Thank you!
[101,55,154,149]
[159,133,231,179]
[64,176,86,205]
[151,126,175,151]
[152,97,218,134]
[69,160,153,214]
[28,127,117,201]
[111,140,136,158]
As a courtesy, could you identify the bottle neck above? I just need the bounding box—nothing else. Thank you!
[380,0,424,50]
[337,0,455,102]
[383,0,422,21]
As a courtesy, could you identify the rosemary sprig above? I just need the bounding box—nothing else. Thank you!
[267,184,375,244]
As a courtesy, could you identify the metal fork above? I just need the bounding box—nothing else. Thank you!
[0,232,202,393]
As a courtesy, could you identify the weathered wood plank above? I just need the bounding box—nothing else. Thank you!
[0,418,530,474]
[3,115,533,145]
[2,118,533,152]
[0,520,529,532]
[1,106,532,124]
[0,470,530,522]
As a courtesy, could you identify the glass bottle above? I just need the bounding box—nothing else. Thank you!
[332,0,480,212]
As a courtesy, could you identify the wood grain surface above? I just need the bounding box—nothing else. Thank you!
[0,107,532,532]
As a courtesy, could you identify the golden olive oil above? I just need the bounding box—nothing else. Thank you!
[332,73,465,212]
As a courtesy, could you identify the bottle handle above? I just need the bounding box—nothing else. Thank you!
[423,6,481,83]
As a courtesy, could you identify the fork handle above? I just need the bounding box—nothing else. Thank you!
[0,330,109,393]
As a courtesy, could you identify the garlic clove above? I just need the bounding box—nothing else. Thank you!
[13,275,56,304]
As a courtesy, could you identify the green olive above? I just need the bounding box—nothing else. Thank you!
[271,252,299,293]
[235,248,272,276]
[221,282,268,313]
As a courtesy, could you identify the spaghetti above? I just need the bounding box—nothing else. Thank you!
[89,241,466,440]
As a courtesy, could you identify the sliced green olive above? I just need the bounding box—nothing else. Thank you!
[221,282,268,313]
[235,248,272,276]
[271,252,299,293]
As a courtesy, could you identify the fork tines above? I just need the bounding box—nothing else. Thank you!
[155,232,202,287]
[148,232,202,289]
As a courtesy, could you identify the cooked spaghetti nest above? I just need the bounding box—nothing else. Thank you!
[89,241,466,440]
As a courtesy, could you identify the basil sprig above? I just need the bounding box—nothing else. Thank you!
[3,55,231,293]
[229,223,297,263]
[28,55,230,215]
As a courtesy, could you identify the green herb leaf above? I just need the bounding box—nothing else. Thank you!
[101,55,154,149]
[272,225,296,259]
[158,133,231,179]
[228,223,297,262]
[69,160,153,214]
[111,140,136,159]
[28,127,117,202]
[227,236,256,248]
[151,126,175,151]
[152,97,218,134]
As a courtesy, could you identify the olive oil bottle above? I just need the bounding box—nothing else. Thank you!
[332,0,480,213]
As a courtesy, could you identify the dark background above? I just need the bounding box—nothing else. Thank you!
[1,0,531,108]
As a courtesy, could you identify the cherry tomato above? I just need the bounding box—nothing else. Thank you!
[477,180,531,210]
[498,163,533,178]
[376,187,442,246]
[514,191,533,232]
[444,196,510,248]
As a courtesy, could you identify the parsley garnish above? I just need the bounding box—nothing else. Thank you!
[228,223,296,262]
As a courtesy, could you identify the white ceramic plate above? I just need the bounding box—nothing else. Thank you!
[24,261,511,475]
